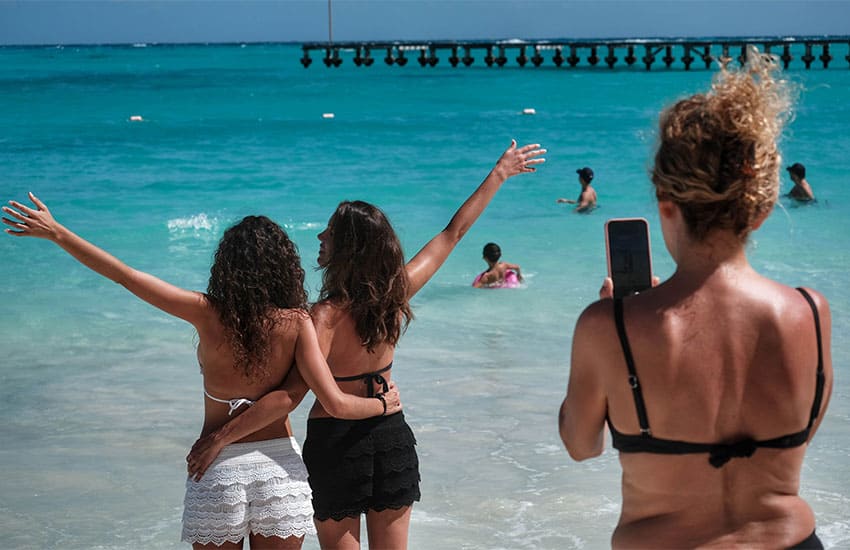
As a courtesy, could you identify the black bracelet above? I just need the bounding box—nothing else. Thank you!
[375,393,387,416]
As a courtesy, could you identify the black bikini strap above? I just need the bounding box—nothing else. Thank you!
[333,363,392,397]
[796,288,825,428]
[613,299,652,436]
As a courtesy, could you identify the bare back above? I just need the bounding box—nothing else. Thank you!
[197,306,305,441]
[570,271,832,548]
[307,301,395,419]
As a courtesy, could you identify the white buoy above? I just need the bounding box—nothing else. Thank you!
[129,115,143,122]
[522,108,536,115]
[322,113,335,119]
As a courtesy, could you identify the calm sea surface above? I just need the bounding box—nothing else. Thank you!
[0,42,848,549]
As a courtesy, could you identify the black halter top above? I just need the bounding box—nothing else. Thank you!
[333,363,392,397]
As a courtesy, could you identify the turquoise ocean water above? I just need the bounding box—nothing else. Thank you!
[0,43,848,548]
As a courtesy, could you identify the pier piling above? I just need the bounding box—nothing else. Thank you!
[300,37,850,70]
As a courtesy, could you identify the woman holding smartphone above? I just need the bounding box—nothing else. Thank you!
[559,50,832,548]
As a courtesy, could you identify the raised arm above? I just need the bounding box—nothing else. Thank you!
[405,140,545,297]
[3,193,208,326]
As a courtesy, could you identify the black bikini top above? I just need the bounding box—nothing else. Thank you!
[608,288,825,468]
[333,363,392,397]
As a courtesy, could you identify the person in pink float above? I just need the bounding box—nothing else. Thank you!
[472,242,523,288]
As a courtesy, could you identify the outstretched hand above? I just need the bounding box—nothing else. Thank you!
[2,193,59,239]
[495,140,546,179]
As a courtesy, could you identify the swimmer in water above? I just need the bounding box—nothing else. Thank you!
[786,162,815,202]
[557,166,597,213]
[473,242,523,288]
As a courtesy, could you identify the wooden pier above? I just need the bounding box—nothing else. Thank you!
[300,37,850,70]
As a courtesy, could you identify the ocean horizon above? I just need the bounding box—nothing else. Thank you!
[0,41,848,548]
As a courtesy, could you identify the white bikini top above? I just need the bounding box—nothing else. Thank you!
[203,389,255,416]
[198,356,254,416]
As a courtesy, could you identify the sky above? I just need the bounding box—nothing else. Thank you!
[0,0,848,46]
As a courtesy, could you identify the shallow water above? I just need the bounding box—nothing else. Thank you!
[0,43,848,548]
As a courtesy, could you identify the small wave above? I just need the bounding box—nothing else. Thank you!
[283,221,323,231]
[167,213,217,235]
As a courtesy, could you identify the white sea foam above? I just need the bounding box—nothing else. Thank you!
[166,213,217,235]
[283,221,323,231]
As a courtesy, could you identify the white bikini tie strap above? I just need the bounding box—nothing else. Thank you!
[203,390,255,416]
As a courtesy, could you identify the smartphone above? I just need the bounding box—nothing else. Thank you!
[605,218,653,300]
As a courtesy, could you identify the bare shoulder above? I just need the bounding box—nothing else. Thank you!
[787,285,831,332]
[273,307,310,322]
[736,281,832,358]
[193,293,222,331]
[796,286,830,312]
[572,298,618,354]
[576,298,614,331]
[760,281,829,323]
[311,300,335,317]
[311,299,340,322]
[269,307,311,337]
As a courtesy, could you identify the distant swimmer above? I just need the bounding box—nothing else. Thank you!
[557,166,597,212]
[786,162,815,202]
[472,242,523,288]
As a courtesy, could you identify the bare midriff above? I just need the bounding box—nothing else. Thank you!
[612,451,816,548]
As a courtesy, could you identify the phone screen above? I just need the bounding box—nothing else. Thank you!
[605,218,652,300]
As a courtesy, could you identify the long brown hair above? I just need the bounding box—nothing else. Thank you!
[207,215,307,378]
[320,201,413,352]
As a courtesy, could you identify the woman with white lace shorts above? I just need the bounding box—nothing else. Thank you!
[2,201,400,549]
[182,438,314,546]
[183,141,546,549]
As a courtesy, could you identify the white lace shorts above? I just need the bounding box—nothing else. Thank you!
[181,436,316,546]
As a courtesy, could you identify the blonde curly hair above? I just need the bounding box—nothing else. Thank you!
[651,47,793,241]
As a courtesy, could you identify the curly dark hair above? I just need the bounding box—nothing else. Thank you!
[206,215,308,379]
[320,201,413,352]
[652,48,791,242]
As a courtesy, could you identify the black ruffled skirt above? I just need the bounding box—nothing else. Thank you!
[303,411,421,521]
